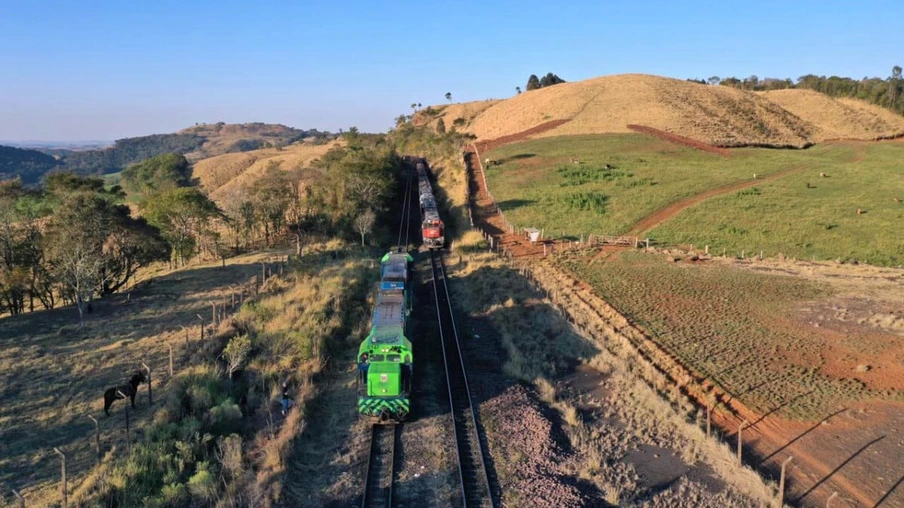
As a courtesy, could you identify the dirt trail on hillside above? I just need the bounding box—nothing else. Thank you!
[627,124,732,156]
[474,119,571,154]
[626,164,808,236]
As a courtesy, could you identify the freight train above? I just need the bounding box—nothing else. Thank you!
[357,250,414,422]
[417,161,445,248]
[356,158,446,422]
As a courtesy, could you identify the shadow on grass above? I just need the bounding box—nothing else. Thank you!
[496,198,536,211]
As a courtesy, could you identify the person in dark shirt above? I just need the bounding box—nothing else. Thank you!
[281,381,292,415]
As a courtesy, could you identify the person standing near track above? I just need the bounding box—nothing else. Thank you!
[281,381,292,415]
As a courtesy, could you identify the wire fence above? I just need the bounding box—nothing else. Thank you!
[5,256,290,507]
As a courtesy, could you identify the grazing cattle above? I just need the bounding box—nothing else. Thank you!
[570,158,580,164]
[752,173,757,179]
[605,164,612,170]
[856,208,864,215]
[806,182,812,189]
[894,197,901,203]
[103,371,146,416]
[820,172,827,178]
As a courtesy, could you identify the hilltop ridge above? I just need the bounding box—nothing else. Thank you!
[416,74,904,147]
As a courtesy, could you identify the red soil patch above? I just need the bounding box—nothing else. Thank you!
[625,164,808,236]
[627,124,732,157]
[474,119,572,154]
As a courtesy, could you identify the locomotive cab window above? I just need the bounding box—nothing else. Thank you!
[387,354,401,362]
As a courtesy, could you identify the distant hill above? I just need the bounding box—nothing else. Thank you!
[192,139,339,205]
[0,145,61,184]
[419,74,904,147]
[0,123,335,183]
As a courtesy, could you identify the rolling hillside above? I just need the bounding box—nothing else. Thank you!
[760,89,904,141]
[0,145,60,184]
[425,74,904,147]
[192,140,339,204]
[44,123,333,180]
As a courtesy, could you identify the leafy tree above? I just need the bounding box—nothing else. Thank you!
[707,76,721,85]
[45,193,115,326]
[515,86,522,94]
[144,188,221,266]
[249,162,295,246]
[100,210,169,294]
[720,76,742,88]
[538,72,566,87]
[120,153,191,197]
[526,74,541,91]
[436,118,446,134]
[410,103,417,112]
[445,92,452,103]
[890,65,902,109]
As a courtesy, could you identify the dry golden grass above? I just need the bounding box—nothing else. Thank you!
[191,141,338,204]
[0,250,285,507]
[414,100,500,132]
[433,73,903,148]
[761,88,904,141]
[179,123,308,161]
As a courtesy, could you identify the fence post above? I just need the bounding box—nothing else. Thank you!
[737,420,749,464]
[142,362,152,406]
[87,414,101,464]
[212,302,218,327]
[706,405,712,437]
[117,389,131,454]
[197,314,205,340]
[778,456,793,507]
[53,447,67,508]
[168,344,174,377]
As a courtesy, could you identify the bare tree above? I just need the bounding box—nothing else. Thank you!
[354,209,376,246]
[222,334,251,380]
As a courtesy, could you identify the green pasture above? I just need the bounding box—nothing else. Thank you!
[485,134,903,265]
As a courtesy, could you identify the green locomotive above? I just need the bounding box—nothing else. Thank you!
[357,250,414,422]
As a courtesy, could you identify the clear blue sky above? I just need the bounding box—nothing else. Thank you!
[1,0,901,141]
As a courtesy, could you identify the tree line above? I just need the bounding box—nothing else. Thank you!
[0,135,402,324]
[687,65,904,115]
[519,72,567,94]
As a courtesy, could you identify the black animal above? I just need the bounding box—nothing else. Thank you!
[103,371,146,416]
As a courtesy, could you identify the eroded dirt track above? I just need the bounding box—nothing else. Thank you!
[625,164,808,236]
[627,124,732,156]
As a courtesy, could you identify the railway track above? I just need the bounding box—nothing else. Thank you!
[360,424,399,508]
[360,159,416,508]
[430,250,495,508]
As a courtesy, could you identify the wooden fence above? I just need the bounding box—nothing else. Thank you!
[6,257,289,506]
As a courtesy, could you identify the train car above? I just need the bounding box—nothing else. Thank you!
[380,249,414,311]
[415,161,445,248]
[357,251,415,422]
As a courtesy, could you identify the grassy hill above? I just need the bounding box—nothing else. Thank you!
[425,74,904,147]
[192,140,339,204]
